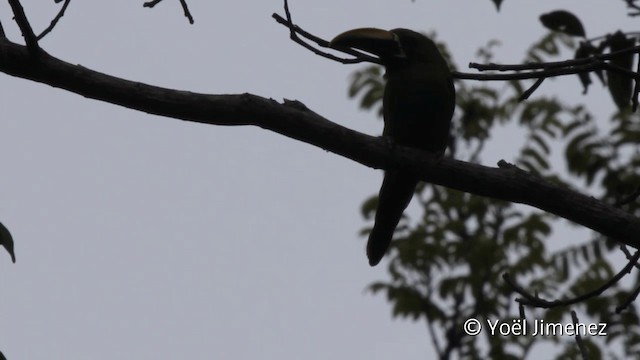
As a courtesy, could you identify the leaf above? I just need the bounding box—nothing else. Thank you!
[539,10,586,37]
[521,147,549,171]
[606,31,635,110]
[0,222,15,263]
[530,133,551,155]
[492,0,503,11]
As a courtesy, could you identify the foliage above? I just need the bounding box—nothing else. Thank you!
[349,16,640,359]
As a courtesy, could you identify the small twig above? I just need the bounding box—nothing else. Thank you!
[0,20,6,38]
[7,0,40,55]
[503,250,640,309]
[571,311,589,360]
[470,44,640,72]
[143,0,194,24]
[634,52,640,111]
[619,244,640,270]
[518,302,526,319]
[272,13,380,64]
[37,0,70,40]
[272,0,640,95]
[625,0,640,16]
[178,0,193,24]
[143,0,162,6]
[616,282,640,312]
[519,77,545,101]
[458,59,640,81]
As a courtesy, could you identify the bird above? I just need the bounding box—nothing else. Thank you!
[330,28,455,266]
[0,221,15,263]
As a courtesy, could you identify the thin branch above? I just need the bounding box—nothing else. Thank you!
[7,0,40,55]
[625,0,640,16]
[271,15,380,65]
[455,60,639,81]
[571,311,589,360]
[503,249,640,309]
[634,51,640,111]
[37,0,71,41]
[271,3,640,90]
[143,0,163,7]
[178,0,193,24]
[143,0,194,24]
[616,282,640,312]
[519,78,545,101]
[619,244,640,270]
[0,40,640,250]
[518,302,526,319]
[470,44,640,72]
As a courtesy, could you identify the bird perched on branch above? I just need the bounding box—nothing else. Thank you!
[330,28,455,266]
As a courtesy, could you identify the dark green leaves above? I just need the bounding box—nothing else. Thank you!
[348,65,384,117]
[492,0,503,12]
[348,24,640,359]
[605,31,635,111]
[0,222,15,263]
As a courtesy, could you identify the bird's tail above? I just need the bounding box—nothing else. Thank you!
[367,171,418,266]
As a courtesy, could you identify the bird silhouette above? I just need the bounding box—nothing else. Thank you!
[331,28,455,266]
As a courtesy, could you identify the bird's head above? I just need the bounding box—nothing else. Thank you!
[329,27,445,67]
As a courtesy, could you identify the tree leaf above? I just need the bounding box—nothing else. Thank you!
[606,31,635,110]
[492,0,504,12]
[0,222,15,263]
[539,10,586,37]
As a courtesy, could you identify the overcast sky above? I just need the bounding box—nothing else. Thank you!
[0,1,636,359]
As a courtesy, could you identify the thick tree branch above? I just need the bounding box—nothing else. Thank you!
[0,38,640,249]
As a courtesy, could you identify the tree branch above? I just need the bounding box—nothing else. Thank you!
[143,0,194,24]
[0,38,639,249]
[7,0,40,55]
[37,0,71,41]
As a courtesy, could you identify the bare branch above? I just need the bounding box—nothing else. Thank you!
[272,3,640,101]
[0,39,639,250]
[143,0,194,24]
[624,0,640,16]
[271,12,380,64]
[571,311,589,360]
[143,0,163,7]
[37,0,71,41]
[470,43,640,71]
[178,0,193,24]
[518,77,545,101]
[7,0,40,55]
[634,50,640,111]
[503,249,640,309]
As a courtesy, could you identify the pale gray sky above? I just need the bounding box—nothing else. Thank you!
[0,1,635,359]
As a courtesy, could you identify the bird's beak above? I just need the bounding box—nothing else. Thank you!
[329,28,404,59]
